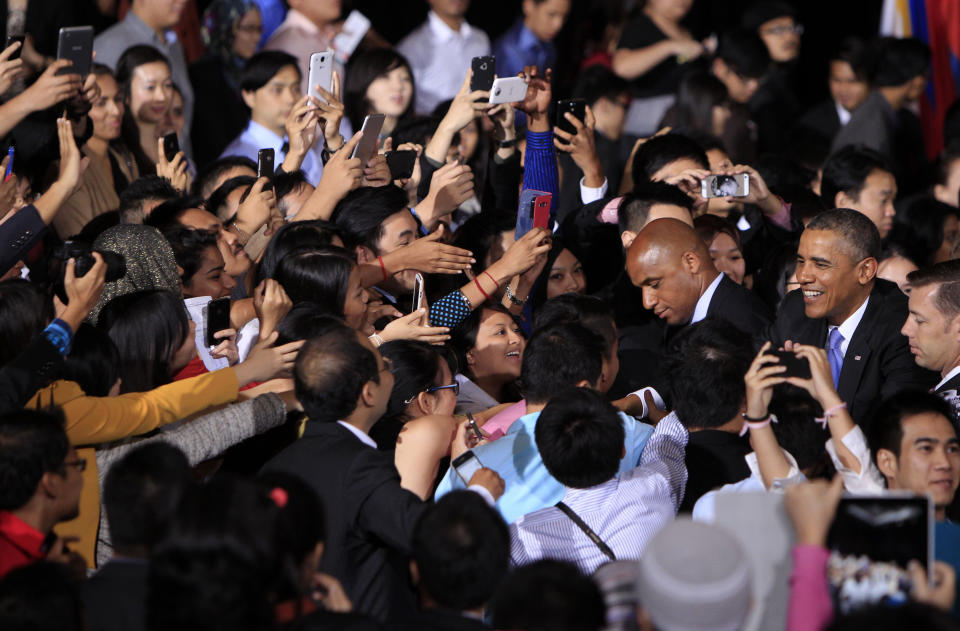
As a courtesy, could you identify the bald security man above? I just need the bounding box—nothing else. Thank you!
[626,218,771,336]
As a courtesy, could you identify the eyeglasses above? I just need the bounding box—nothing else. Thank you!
[403,382,460,405]
[761,24,804,37]
[63,458,87,472]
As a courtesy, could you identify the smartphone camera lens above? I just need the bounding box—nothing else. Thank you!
[480,62,487,70]
[495,87,501,95]
[320,56,325,62]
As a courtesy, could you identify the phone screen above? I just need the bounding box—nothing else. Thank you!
[763,349,811,379]
[555,99,586,135]
[206,298,232,347]
[452,450,484,486]
[471,56,496,92]
[700,173,750,199]
[162,133,179,162]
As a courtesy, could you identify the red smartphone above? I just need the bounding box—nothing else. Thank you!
[532,193,551,231]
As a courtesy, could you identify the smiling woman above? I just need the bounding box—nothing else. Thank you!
[450,304,525,414]
[116,45,175,175]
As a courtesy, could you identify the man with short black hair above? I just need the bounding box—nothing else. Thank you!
[902,260,960,414]
[82,443,192,631]
[262,318,503,622]
[765,209,937,427]
[0,409,84,577]
[435,322,654,524]
[221,51,327,185]
[661,320,754,511]
[118,176,180,225]
[820,145,897,238]
[510,387,687,572]
[798,37,872,146]
[192,156,257,199]
[398,491,510,631]
[489,560,606,631]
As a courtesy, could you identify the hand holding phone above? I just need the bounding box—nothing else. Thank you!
[515,188,551,240]
[162,132,179,162]
[4,36,23,61]
[351,114,385,164]
[488,76,528,105]
[257,148,275,178]
[206,297,233,347]
[764,349,811,380]
[308,50,334,104]
[700,173,750,198]
[411,273,425,314]
[56,26,93,77]
[471,56,496,92]
[452,450,484,486]
[555,98,586,135]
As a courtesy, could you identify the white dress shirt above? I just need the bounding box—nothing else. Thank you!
[835,101,853,126]
[397,11,491,114]
[936,365,960,392]
[828,296,870,357]
[220,120,324,185]
[509,412,688,574]
[690,273,724,324]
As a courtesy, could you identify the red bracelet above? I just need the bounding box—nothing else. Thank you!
[377,256,389,282]
[483,271,498,287]
[474,276,491,301]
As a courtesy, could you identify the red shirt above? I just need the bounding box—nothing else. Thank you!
[0,512,48,577]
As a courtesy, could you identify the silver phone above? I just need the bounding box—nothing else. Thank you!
[700,173,750,198]
[351,114,385,164]
[308,50,334,104]
[411,273,425,313]
[488,76,528,105]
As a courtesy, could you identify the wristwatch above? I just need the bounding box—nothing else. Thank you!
[505,284,527,305]
[498,138,517,149]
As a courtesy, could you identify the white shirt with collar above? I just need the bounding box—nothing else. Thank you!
[936,365,960,392]
[690,273,724,324]
[336,419,496,505]
[397,11,491,114]
[828,296,870,357]
[220,120,324,185]
[835,101,853,126]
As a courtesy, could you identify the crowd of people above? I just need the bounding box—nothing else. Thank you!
[3,0,960,629]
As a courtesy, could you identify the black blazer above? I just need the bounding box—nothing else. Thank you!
[680,429,751,513]
[0,204,45,277]
[934,371,960,420]
[261,422,426,623]
[797,100,842,144]
[705,273,772,335]
[765,279,938,428]
[81,559,149,631]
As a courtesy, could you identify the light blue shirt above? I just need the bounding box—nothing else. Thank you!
[220,120,324,185]
[435,409,655,525]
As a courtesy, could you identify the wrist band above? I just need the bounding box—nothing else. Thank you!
[740,413,778,437]
[377,256,389,282]
[474,276,491,301]
[742,411,770,423]
[815,402,847,429]
[483,271,498,287]
[369,333,384,347]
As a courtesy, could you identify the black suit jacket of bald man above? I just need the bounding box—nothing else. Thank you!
[764,278,938,429]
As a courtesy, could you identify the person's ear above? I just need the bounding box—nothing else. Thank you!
[465,350,476,367]
[355,245,375,266]
[416,391,435,415]
[575,379,591,389]
[682,250,701,274]
[835,190,854,210]
[621,231,637,250]
[876,448,899,482]
[360,380,378,408]
[241,89,256,110]
[857,257,878,285]
[39,471,63,500]
[521,0,534,18]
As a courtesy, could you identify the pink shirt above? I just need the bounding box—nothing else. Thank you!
[787,545,833,631]
[481,400,527,441]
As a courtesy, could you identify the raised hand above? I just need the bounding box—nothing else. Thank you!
[155,137,191,193]
[553,105,604,187]
[253,279,293,338]
[0,40,25,94]
[488,227,552,282]
[386,224,475,274]
[744,342,787,419]
[378,308,451,344]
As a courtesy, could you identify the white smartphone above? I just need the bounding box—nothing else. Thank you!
[452,450,484,486]
[488,76,528,105]
[308,50,334,104]
[700,173,750,198]
[351,113,386,164]
[411,273,425,313]
[332,11,371,63]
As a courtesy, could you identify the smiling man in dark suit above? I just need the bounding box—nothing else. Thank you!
[626,218,771,336]
[261,317,503,623]
[765,209,937,428]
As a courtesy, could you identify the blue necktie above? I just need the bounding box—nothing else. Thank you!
[828,328,844,389]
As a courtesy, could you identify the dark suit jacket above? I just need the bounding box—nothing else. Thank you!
[0,332,62,414]
[0,205,45,277]
[81,559,148,631]
[934,371,960,420]
[705,274,772,336]
[798,100,842,145]
[679,429,751,513]
[388,608,489,631]
[262,422,426,623]
[765,279,938,428]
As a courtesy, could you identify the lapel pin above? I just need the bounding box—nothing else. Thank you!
[854,355,861,361]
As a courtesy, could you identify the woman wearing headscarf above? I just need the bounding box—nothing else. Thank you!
[86,224,182,325]
[189,0,264,166]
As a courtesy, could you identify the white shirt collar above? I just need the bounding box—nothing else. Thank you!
[427,10,471,42]
[936,365,960,392]
[283,9,320,34]
[337,420,377,449]
[828,296,870,357]
[691,273,724,324]
[244,120,286,153]
[835,101,852,126]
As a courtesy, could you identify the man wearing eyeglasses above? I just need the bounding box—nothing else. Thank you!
[0,409,85,577]
[763,209,936,430]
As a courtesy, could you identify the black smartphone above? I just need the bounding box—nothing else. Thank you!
[257,148,275,178]
[386,150,416,179]
[206,297,232,347]
[5,35,23,60]
[162,132,179,162]
[56,26,93,77]
[471,55,496,92]
[764,349,811,380]
[555,98,586,136]
[452,450,484,486]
